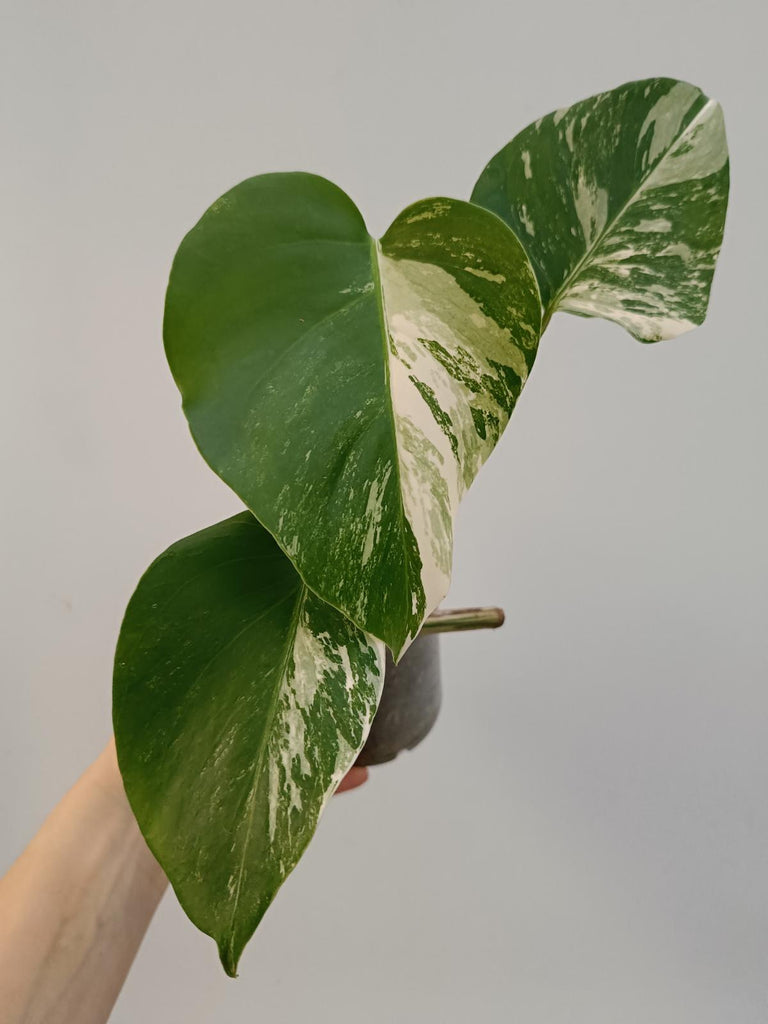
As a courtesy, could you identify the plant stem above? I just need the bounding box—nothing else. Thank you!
[421,606,505,634]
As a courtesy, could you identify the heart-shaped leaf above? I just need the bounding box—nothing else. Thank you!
[471,78,729,341]
[164,175,541,657]
[113,512,384,976]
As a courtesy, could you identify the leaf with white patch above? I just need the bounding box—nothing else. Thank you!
[471,78,729,341]
[164,176,541,657]
[113,512,384,976]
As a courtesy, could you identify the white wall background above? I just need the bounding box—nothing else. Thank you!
[2,1,766,1021]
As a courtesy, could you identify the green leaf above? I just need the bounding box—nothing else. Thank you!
[113,512,384,976]
[164,175,541,657]
[471,78,729,341]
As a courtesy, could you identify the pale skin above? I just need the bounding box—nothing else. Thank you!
[0,739,368,1024]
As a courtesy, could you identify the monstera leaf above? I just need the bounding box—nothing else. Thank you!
[164,175,541,658]
[113,512,384,976]
[471,78,729,341]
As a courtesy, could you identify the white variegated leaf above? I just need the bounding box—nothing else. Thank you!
[113,512,384,976]
[164,177,541,656]
[472,78,729,341]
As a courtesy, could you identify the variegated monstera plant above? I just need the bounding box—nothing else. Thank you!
[113,78,729,975]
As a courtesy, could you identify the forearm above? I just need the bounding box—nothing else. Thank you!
[0,740,167,1024]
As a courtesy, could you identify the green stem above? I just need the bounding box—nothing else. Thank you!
[422,606,505,634]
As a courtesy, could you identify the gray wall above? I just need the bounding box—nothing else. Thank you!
[2,1,766,1021]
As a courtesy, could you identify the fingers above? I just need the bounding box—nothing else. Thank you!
[335,766,368,794]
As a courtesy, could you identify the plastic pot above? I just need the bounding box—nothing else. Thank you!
[355,606,504,767]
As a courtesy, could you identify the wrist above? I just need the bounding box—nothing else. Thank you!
[87,738,133,813]
[86,738,169,891]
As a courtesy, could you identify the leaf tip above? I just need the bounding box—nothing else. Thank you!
[218,940,241,978]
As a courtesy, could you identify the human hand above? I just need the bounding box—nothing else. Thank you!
[335,766,368,793]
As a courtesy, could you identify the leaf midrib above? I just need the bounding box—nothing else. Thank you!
[222,581,307,966]
[368,236,415,652]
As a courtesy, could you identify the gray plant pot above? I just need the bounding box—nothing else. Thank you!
[355,605,505,766]
[355,633,441,766]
